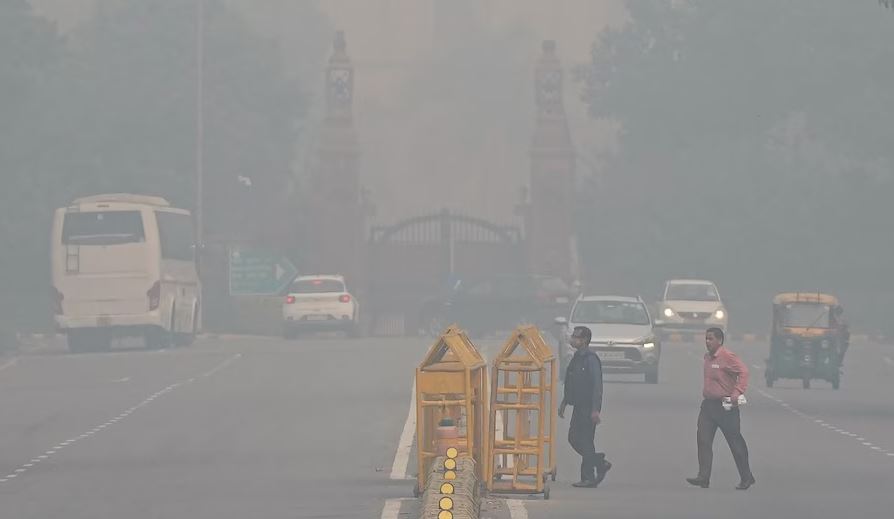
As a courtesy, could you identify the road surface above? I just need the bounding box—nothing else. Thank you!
[0,335,891,518]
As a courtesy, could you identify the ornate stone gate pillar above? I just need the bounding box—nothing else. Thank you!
[307,31,365,290]
[526,40,578,283]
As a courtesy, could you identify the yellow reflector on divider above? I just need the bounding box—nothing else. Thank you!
[444,470,456,480]
[439,497,454,510]
[438,511,453,519]
[443,458,457,470]
[440,482,455,494]
[446,447,459,459]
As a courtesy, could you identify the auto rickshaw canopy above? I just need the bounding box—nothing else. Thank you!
[773,292,840,307]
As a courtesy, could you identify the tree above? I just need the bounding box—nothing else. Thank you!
[576,0,894,331]
[0,0,64,329]
[0,0,323,330]
[53,0,311,237]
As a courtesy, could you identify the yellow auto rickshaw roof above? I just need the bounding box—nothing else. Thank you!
[773,292,839,306]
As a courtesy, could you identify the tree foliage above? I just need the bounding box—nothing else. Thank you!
[1,0,321,329]
[576,0,894,331]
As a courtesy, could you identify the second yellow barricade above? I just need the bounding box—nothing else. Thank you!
[486,325,557,499]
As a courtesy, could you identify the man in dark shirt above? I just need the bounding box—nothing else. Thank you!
[559,326,611,488]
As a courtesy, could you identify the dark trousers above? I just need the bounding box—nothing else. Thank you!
[568,405,606,481]
[696,399,753,482]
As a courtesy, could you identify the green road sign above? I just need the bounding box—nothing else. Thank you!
[228,248,298,296]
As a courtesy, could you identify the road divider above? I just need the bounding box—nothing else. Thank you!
[420,448,480,519]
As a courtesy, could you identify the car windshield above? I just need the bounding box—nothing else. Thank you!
[781,303,831,328]
[572,301,650,325]
[666,283,719,302]
[290,279,345,294]
[62,211,145,246]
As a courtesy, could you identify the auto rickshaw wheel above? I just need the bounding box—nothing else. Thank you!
[765,376,774,388]
[832,378,840,390]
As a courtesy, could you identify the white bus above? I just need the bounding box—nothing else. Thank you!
[51,194,200,352]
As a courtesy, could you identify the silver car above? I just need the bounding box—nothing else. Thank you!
[557,295,661,384]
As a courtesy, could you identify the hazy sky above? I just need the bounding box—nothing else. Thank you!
[30,0,627,223]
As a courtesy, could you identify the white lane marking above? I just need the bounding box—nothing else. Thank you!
[202,353,242,378]
[758,389,892,460]
[112,377,131,383]
[390,378,416,480]
[507,499,529,519]
[0,358,18,372]
[0,356,234,486]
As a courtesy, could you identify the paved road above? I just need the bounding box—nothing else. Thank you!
[522,338,894,519]
[0,336,430,519]
[0,335,891,518]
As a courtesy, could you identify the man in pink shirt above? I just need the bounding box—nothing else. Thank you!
[686,328,756,490]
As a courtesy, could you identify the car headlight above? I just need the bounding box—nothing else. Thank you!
[663,308,674,318]
[643,342,656,350]
[714,309,725,320]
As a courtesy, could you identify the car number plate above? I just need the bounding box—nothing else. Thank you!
[597,351,626,360]
[305,315,328,321]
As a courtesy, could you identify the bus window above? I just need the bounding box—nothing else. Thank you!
[62,211,145,246]
[156,211,195,261]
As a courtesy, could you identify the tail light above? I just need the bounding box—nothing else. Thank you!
[52,287,64,315]
[147,281,161,311]
[339,294,351,303]
[286,295,296,304]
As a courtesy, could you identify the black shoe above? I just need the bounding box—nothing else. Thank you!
[594,461,612,486]
[686,477,710,488]
[736,477,756,490]
[572,479,599,488]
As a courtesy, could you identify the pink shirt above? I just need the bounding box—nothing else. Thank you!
[703,347,749,400]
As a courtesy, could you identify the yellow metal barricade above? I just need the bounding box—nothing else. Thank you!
[486,325,557,499]
[415,325,488,496]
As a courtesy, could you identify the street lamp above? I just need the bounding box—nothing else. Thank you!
[195,0,205,250]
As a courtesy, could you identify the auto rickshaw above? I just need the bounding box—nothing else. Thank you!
[765,292,846,389]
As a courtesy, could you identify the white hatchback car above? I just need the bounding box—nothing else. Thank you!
[282,275,360,339]
[654,279,728,338]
